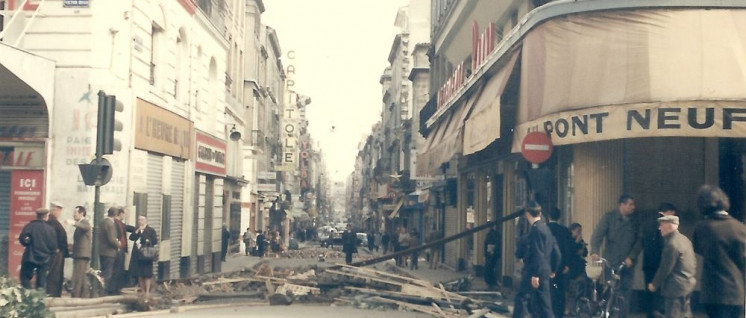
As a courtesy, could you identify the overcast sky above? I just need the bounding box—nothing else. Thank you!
[263,0,408,183]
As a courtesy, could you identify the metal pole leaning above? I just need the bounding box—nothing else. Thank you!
[336,210,523,269]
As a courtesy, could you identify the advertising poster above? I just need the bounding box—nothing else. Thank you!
[8,170,45,278]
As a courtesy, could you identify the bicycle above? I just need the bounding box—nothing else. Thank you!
[574,258,627,318]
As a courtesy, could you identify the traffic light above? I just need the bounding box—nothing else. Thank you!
[96,91,124,155]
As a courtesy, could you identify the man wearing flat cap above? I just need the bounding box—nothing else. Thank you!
[647,215,697,318]
[642,202,678,318]
[46,201,69,297]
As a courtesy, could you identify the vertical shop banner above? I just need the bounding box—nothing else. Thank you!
[8,170,45,278]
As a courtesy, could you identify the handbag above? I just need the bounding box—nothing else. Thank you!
[140,245,158,261]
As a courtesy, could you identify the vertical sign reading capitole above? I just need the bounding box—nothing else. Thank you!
[8,170,45,278]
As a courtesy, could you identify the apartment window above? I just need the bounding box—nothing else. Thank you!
[150,24,163,86]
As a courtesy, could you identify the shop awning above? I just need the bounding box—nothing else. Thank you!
[513,8,746,150]
[463,49,520,155]
[417,86,483,176]
[0,43,55,139]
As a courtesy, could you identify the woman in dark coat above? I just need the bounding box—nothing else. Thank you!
[129,215,158,296]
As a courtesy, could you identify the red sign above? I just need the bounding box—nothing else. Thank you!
[472,21,496,72]
[195,130,227,175]
[521,132,553,164]
[8,170,45,278]
[437,62,465,109]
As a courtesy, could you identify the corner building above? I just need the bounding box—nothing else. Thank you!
[419,0,746,306]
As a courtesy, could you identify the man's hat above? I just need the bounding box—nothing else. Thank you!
[36,208,50,216]
[657,215,679,225]
[50,201,63,208]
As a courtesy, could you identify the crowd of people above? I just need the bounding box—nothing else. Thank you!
[14,183,746,318]
[510,185,746,318]
[18,204,158,298]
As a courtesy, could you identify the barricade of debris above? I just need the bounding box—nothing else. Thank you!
[49,257,507,317]
[156,260,508,317]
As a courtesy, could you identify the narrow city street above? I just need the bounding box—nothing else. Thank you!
[2,0,745,317]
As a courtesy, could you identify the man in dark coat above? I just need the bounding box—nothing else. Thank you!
[46,202,69,297]
[590,194,641,318]
[566,223,588,316]
[513,200,561,318]
[19,208,58,290]
[547,208,573,318]
[221,224,230,261]
[341,224,357,264]
[256,230,267,257]
[98,207,120,295]
[68,206,92,298]
[692,185,746,318]
[483,224,502,289]
[648,215,697,318]
[110,207,133,295]
[642,202,677,318]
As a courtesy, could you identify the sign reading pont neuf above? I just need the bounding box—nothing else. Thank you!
[513,102,746,151]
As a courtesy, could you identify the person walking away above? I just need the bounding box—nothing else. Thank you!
[397,227,411,267]
[547,208,574,318]
[647,215,697,318]
[98,207,120,295]
[409,230,420,270]
[374,231,382,252]
[68,206,91,298]
[643,202,678,318]
[513,200,561,318]
[692,185,746,318]
[19,208,58,290]
[256,230,267,257]
[46,202,69,297]
[242,228,254,256]
[341,224,357,264]
[566,223,588,316]
[484,224,502,289]
[367,231,376,252]
[129,215,158,297]
[221,224,230,261]
[590,194,642,318]
[381,232,390,254]
[429,229,444,270]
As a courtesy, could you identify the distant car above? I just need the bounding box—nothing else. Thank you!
[356,233,367,246]
[320,232,342,248]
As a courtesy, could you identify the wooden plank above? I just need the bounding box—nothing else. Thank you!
[324,269,403,288]
[339,264,432,287]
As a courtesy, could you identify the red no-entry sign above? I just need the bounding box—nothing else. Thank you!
[521,132,553,164]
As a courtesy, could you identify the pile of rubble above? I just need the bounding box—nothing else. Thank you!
[49,256,508,317]
[155,261,508,317]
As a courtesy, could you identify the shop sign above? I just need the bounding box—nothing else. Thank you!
[8,170,44,278]
[513,101,746,152]
[0,146,44,170]
[258,171,276,180]
[437,62,465,109]
[257,183,277,192]
[135,99,193,159]
[195,130,226,175]
[63,0,89,7]
[472,21,496,72]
